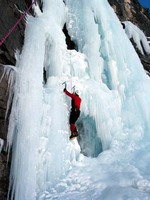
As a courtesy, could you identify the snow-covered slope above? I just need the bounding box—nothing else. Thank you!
[7,0,150,200]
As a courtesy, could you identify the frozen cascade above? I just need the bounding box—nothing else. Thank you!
[123,21,150,55]
[7,0,150,200]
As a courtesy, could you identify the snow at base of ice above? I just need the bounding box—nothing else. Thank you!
[38,154,150,200]
[6,0,150,200]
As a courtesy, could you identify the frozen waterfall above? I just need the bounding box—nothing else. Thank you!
[7,0,150,199]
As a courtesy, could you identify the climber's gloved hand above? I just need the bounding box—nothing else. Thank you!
[63,88,66,92]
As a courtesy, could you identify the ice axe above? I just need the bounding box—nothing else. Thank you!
[62,81,67,89]
[72,85,75,93]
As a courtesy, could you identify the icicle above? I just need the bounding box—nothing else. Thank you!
[0,138,4,153]
[0,65,16,120]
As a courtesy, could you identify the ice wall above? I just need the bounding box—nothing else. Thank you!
[124,21,150,55]
[65,0,150,148]
[7,0,150,199]
[7,1,80,199]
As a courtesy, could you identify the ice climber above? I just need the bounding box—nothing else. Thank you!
[63,87,81,140]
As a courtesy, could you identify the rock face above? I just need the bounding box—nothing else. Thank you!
[0,0,149,199]
[0,1,26,65]
[0,151,10,200]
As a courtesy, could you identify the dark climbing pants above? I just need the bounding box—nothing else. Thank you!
[69,109,80,124]
[69,109,80,133]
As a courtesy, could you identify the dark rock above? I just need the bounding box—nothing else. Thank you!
[0,68,8,140]
[0,0,42,65]
[63,24,76,50]
[0,151,11,200]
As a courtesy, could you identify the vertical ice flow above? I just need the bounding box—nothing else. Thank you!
[7,0,150,199]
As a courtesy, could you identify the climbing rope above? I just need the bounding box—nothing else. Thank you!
[0,0,37,46]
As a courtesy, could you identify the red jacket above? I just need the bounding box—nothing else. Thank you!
[64,89,81,110]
